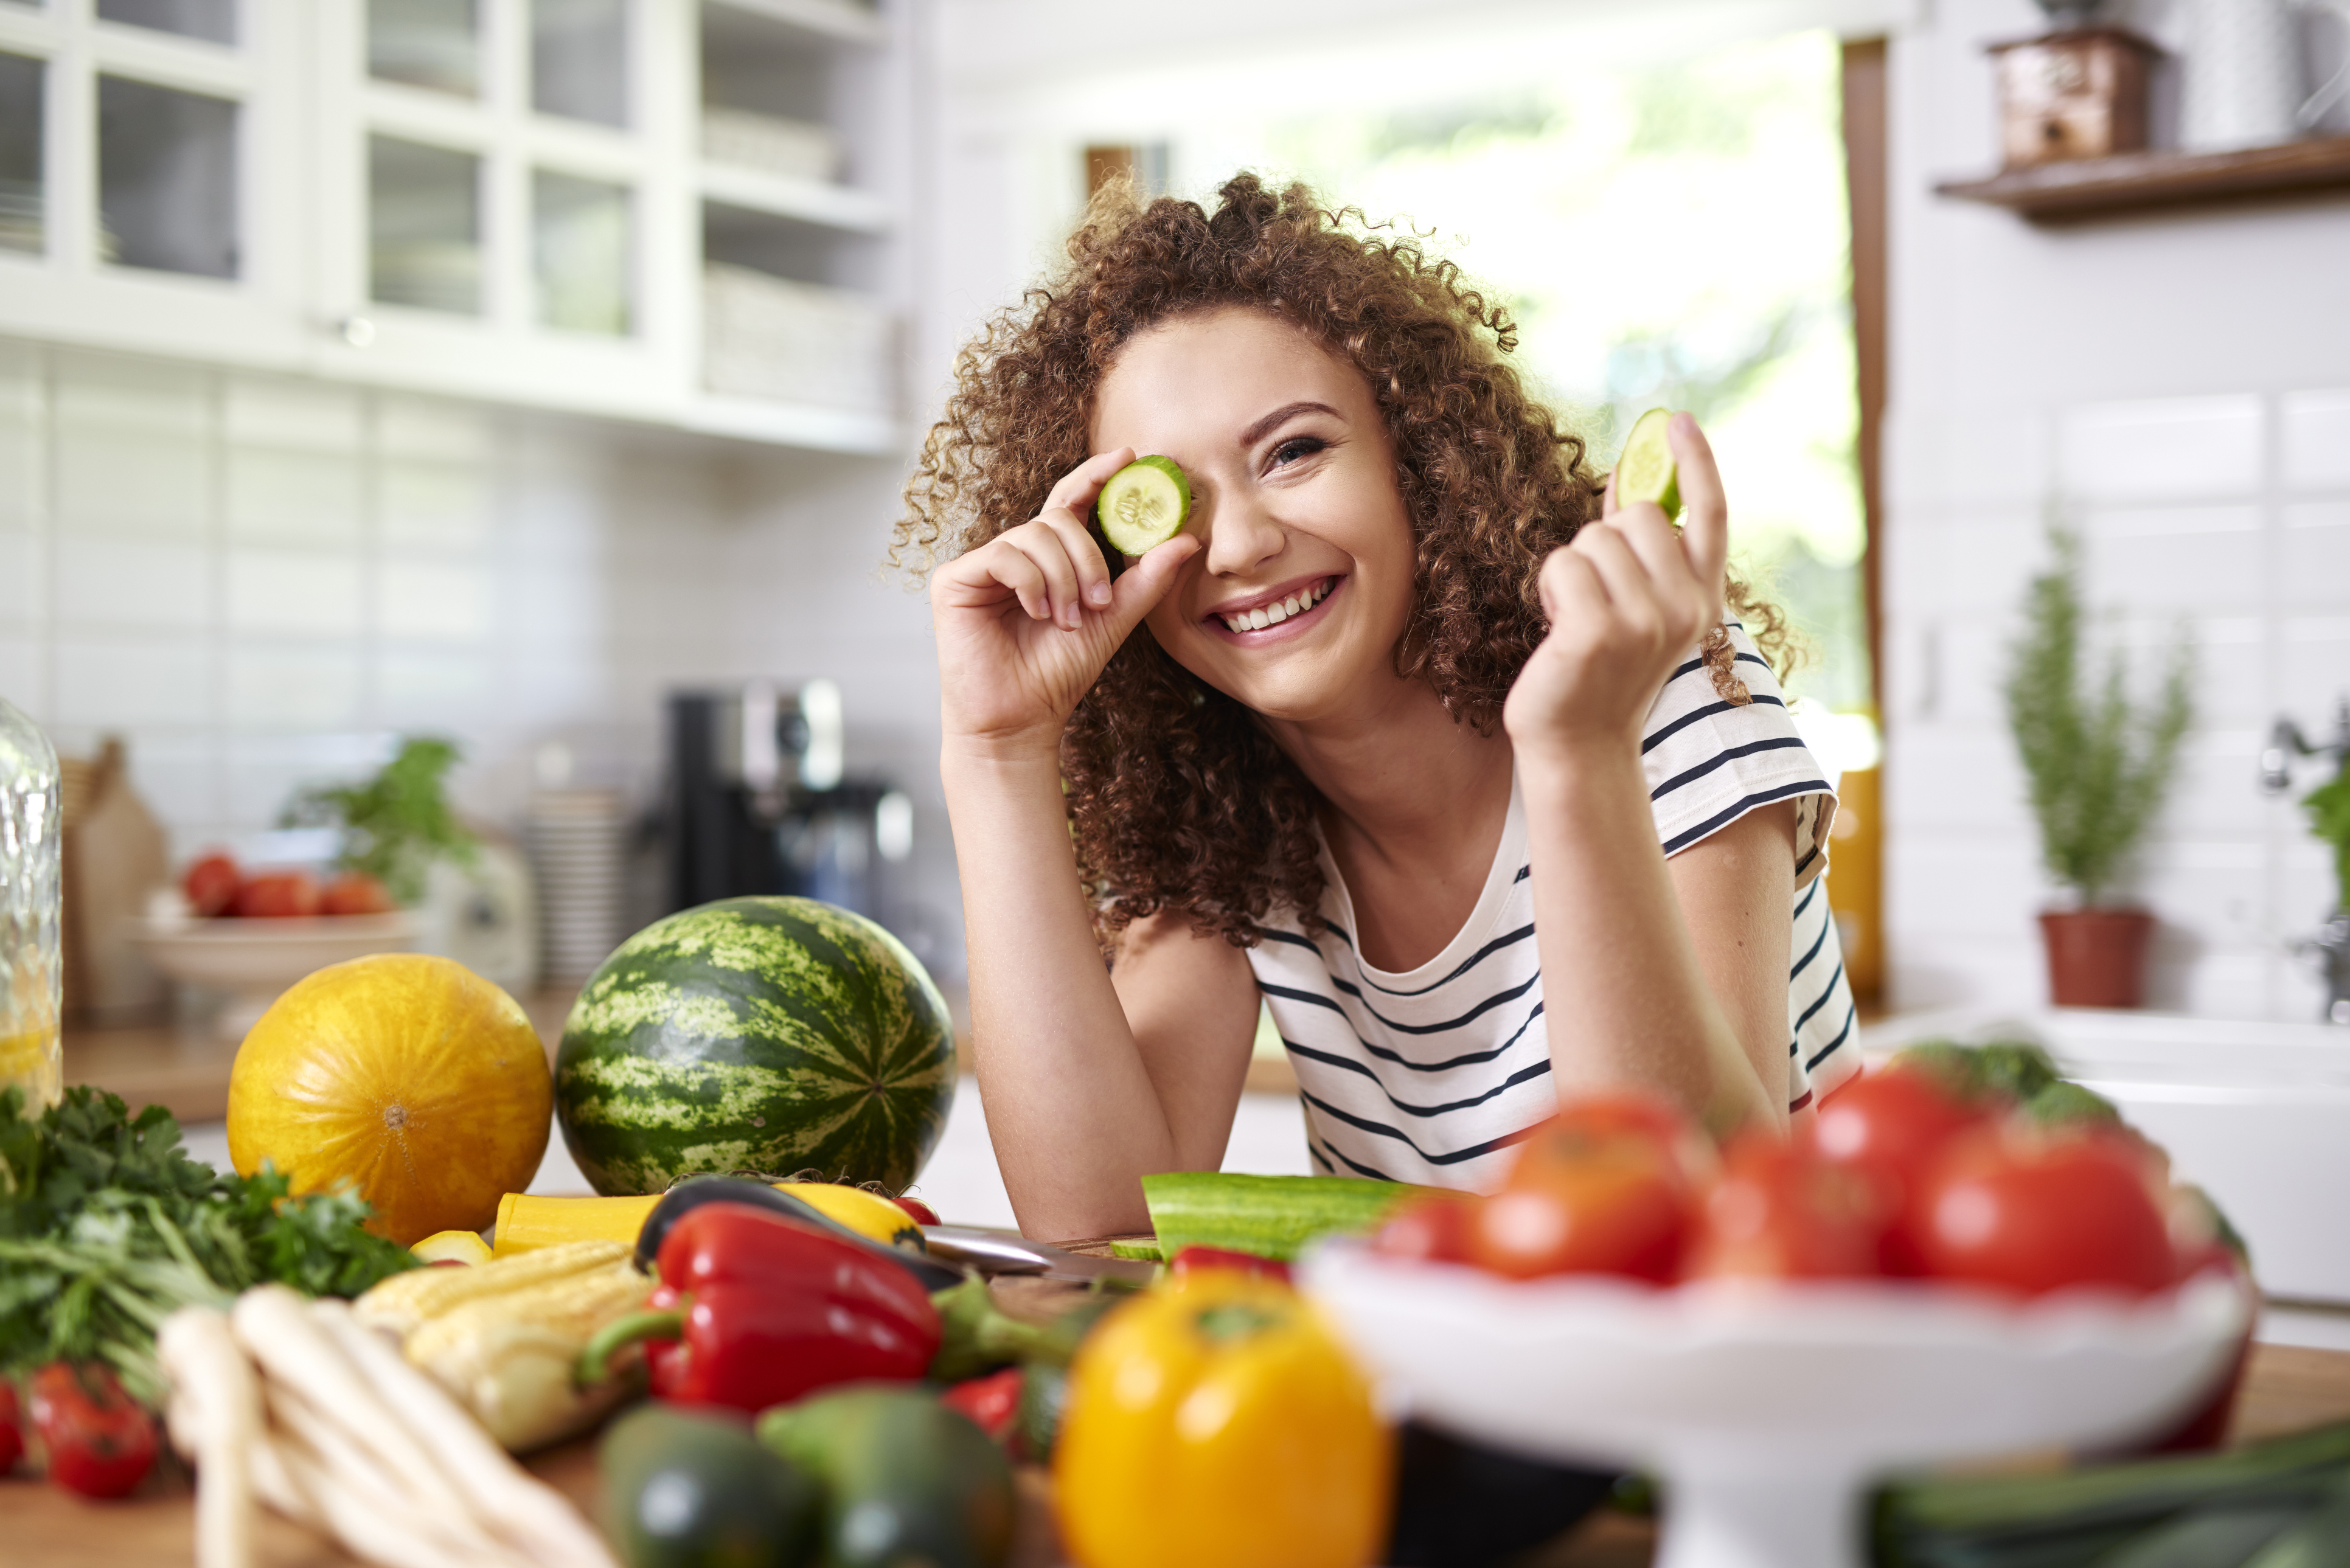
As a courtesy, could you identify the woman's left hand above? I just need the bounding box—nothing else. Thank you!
[1503,411,1731,768]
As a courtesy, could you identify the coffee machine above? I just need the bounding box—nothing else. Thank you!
[664,680,912,920]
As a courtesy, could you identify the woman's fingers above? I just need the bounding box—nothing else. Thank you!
[1571,524,1666,643]
[1036,507,1115,611]
[1044,446,1137,519]
[1001,524,1090,628]
[1667,413,1730,601]
[979,541,1054,623]
[1107,533,1203,633]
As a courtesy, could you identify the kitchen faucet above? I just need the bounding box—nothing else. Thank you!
[2262,698,2350,1024]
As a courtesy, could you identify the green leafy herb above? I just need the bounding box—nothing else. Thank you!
[2002,526,2194,904]
[282,735,475,905]
[2303,761,2350,914]
[0,1086,419,1402]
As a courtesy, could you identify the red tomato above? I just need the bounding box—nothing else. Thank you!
[0,1379,22,1474]
[320,870,395,915]
[1809,1067,1988,1272]
[1510,1091,1716,1191]
[231,870,322,919]
[181,852,240,917]
[1371,1193,1478,1264]
[30,1362,157,1499]
[1903,1126,2177,1298]
[939,1367,1023,1442]
[892,1195,942,1227]
[1470,1147,1693,1283]
[1683,1135,1891,1282]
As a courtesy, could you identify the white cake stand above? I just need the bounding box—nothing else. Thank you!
[1301,1243,2251,1568]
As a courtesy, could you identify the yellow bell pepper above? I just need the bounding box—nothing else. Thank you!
[493,1181,923,1257]
[1053,1268,1391,1568]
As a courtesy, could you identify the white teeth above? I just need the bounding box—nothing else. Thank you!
[1220,580,1334,634]
[1282,594,1303,617]
[1246,608,1270,630]
[1266,601,1289,624]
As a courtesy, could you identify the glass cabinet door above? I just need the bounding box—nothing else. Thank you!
[0,52,41,256]
[97,75,238,277]
[532,0,627,127]
[369,134,482,313]
[95,0,236,45]
[369,0,479,98]
[533,168,630,333]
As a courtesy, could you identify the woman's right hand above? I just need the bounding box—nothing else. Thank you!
[931,447,1202,757]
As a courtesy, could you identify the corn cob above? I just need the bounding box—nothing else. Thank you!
[349,1239,652,1452]
[352,1238,627,1341]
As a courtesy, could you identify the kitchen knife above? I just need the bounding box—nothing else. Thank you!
[920,1224,1158,1285]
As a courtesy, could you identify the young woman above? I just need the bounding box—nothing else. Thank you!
[900,175,1858,1241]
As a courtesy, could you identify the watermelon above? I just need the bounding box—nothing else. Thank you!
[554,897,956,1196]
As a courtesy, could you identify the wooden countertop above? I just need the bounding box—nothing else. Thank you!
[12,1341,2350,1567]
[58,989,1302,1122]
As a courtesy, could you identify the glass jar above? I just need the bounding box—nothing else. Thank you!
[1,694,61,1113]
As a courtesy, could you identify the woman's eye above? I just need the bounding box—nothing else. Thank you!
[1268,435,1327,470]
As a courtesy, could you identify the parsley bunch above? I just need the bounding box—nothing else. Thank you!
[0,1086,419,1403]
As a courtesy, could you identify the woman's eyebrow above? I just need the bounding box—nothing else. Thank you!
[1237,400,1341,448]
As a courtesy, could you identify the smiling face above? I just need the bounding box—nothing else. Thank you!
[1091,307,1420,725]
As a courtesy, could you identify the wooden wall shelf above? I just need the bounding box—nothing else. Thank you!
[1937,135,2350,222]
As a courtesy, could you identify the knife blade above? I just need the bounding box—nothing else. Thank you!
[920,1224,1158,1285]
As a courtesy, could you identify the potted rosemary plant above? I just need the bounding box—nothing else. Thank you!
[2002,527,2192,1007]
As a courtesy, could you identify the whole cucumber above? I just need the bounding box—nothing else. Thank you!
[600,1404,822,1568]
[757,1387,1015,1568]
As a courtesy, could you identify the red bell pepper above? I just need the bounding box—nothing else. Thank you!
[583,1204,942,1414]
[30,1361,157,1499]
[940,1365,1023,1442]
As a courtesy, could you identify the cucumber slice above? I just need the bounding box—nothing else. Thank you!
[1096,455,1191,557]
[1615,407,1682,520]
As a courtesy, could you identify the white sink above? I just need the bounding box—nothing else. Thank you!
[1865,1010,2350,1306]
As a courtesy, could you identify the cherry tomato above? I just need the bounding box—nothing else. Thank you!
[181,852,240,917]
[1683,1136,1891,1282]
[940,1366,1023,1442]
[30,1361,157,1499]
[1371,1193,1477,1264]
[0,1379,23,1474]
[1903,1125,2176,1298]
[892,1195,942,1227]
[231,870,322,919]
[320,870,395,915]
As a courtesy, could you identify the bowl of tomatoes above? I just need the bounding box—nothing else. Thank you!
[1298,1050,2256,1568]
[136,852,417,1038]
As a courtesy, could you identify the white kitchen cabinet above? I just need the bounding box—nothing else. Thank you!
[0,0,910,453]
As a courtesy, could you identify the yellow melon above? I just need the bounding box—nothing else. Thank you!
[228,953,551,1245]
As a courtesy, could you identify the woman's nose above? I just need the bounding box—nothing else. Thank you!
[1199,490,1286,579]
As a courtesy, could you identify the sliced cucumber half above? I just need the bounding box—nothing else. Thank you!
[1096,455,1191,558]
[1615,407,1682,521]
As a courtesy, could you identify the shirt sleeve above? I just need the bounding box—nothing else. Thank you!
[1638,620,1838,887]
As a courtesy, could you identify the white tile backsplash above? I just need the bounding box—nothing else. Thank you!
[2282,390,2350,493]
[226,645,363,728]
[54,536,212,632]
[226,551,364,637]
[2057,395,2264,503]
[225,447,364,547]
[4,340,959,977]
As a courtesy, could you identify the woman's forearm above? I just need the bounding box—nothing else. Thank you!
[942,743,1181,1238]
[1518,743,1778,1138]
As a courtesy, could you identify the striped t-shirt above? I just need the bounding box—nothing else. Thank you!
[1248,622,1861,1191]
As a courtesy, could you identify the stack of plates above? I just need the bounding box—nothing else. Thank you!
[528,788,625,983]
[0,181,43,255]
[703,264,895,414]
[701,106,843,183]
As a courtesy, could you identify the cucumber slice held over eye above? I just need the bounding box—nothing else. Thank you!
[1615,407,1682,521]
[1095,454,1192,558]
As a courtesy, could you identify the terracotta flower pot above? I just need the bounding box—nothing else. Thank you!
[2039,907,2155,1008]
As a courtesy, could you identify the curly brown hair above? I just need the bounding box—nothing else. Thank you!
[896,172,1792,949]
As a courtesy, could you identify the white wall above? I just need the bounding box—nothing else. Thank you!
[0,336,961,979]
[1882,1,2350,1022]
